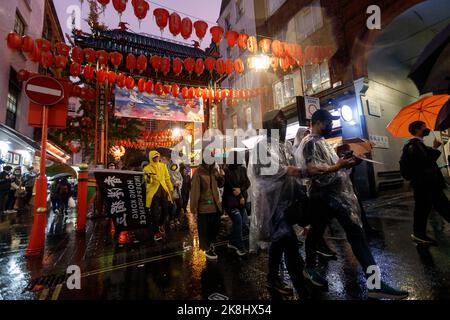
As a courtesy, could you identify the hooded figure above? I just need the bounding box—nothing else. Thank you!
[144,150,174,208]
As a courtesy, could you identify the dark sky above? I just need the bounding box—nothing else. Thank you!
[55,0,222,48]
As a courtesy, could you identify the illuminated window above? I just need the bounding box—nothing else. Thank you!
[302,60,331,95]
[6,69,20,129]
[273,75,296,110]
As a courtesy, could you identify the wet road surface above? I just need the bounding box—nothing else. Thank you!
[0,190,449,300]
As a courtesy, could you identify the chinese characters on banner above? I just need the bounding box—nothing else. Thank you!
[94,170,149,230]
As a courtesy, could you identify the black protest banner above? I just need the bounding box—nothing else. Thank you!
[94,170,149,230]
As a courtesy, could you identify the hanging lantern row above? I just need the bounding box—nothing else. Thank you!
[114,138,182,149]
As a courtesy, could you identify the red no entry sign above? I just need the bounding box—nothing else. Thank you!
[25,76,64,106]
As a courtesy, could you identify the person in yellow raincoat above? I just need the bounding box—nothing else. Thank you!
[144,150,173,241]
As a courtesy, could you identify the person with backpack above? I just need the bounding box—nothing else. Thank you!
[399,121,450,245]
[56,178,72,214]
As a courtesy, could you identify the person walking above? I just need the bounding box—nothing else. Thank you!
[298,109,408,299]
[168,161,183,228]
[223,151,250,256]
[144,151,173,241]
[179,163,192,216]
[22,166,38,207]
[0,166,13,213]
[190,149,225,261]
[49,179,60,213]
[400,120,450,245]
[56,178,72,214]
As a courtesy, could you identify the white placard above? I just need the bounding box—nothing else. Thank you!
[305,96,320,120]
[370,134,389,148]
[367,100,381,117]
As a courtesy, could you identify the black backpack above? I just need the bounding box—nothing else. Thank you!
[399,141,415,180]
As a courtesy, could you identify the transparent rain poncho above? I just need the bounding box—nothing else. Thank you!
[297,134,362,226]
[247,136,299,249]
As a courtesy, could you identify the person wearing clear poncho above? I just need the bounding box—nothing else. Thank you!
[297,109,408,299]
[248,110,309,298]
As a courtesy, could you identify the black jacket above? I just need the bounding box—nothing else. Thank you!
[222,164,250,211]
[405,138,446,189]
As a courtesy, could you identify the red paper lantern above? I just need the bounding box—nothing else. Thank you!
[83,48,96,64]
[55,55,68,70]
[238,33,248,49]
[97,50,109,66]
[36,38,51,52]
[16,69,30,82]
[169,12,181,37]
[68,140,81,153]
[226,31,239,48]
[151,55,161,72]
[195,87,203,98]
[210,26,224,46]
[84,65,95,80]
[71,46,84,64]
[6,32,22,50]
[215,89,222,101]
[138,78,146,92]
[171,84,180,97]
[259,38,272,54]
[155,82,163,95]
[110,51,123,69]
[205,57,215,73]
[56,42,70,57]
[117,73,126,88]
[133,0,149,26]
[107,71,117,85]
[172,57,183,76]
[160,57,171,75]
[225,59,234,75]
[181,87,189,99]
[193,20,208,42]
[88,87,97,101]
[113,0,128,16]
[126,53,137,72]
[153,8,169,33]
[270,56,279,71]
[188,87,195,99]
[29,45,41,63]
[163,84,172,95]
[81,117,93,127]
[137,54,148,73]
[145,80,154,94]
[247,36,258,53]
[194,58,205,77]
[271,40,285,58]
[216,59,225,75]
[21,36,34,53]
[97,0,110,9]
[202,89,209,101]
[234,58,244,75]
[96,69,107,84]
[184,57,195,75]
[125,76,135,90]
[181,17,192,40]
[40,52,54,69]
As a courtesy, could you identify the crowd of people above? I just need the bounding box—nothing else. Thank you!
[0,166,37,214]
[137,108,450,300]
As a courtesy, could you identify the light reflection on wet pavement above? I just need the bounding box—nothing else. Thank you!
[0,190,449,300]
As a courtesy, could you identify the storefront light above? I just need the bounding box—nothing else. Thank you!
[172,128,182,139]
[248,55,270,71]
[341,105,353,122]
[0,141,10,156]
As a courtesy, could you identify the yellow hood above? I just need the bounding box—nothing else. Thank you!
[149,150,160,162]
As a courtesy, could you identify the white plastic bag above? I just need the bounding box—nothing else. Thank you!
[68,197,76,208]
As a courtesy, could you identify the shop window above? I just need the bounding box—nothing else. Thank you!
[267,0,286,16]
[14,11,26,36]
[302,60,331,95]
[273,74,296,110]
[295,0,323,41]
[5,69,20,129]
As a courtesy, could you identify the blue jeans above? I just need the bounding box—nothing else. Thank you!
[228,208,247,250]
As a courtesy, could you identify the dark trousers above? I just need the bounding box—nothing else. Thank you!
[59,197,69,213]
[150,193,169,233]
[6,190,16,211]
[306,194,376,273]
[413,186,450,237]
[181,192,189,212]
[268,232,306,293]
[51,198,59,212]
[170,197,182,221]
[24,187,33,205]
[197,212,220,251]
[0,191,8,212]
[228,208,245,250]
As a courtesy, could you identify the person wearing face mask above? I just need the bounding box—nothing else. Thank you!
[248,110,311,298]
[400,121,450,245]
[298,109,408,299]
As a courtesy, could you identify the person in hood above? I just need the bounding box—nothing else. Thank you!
[168,161,183,228]
[248,110,310,298]
[298,109,408,299]
[144,150,174,241]
[401,120,450,245]
[223,151,251,256]
[190,145,225,261]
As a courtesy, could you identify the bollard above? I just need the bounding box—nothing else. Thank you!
[76,163,89,233]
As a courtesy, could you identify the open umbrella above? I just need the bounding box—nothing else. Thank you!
[435,98,450,131]
[408,23,450,95]
[386,95,450,138]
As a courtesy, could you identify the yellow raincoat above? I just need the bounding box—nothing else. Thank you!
[144,151,173,208]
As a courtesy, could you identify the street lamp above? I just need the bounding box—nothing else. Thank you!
[248,54,270,71]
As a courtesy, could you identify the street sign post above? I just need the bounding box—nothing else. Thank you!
[25,75,65,257]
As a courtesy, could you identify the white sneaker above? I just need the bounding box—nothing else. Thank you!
[236,249,247,256]
[227,243,239,251]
